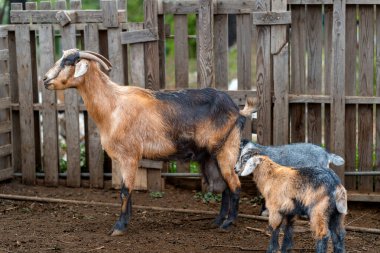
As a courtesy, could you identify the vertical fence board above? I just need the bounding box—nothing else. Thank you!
[8,30,20,174]
[358,6,374,192]
[290,5,306,143]
[330,0,346,182]
[26,3,42,177]
[84,23,104,188]
[237,14,252,90]
[324,5,333,151]
[306,6,322,145]
[0,29,12,181]
[198,0,214,88]
[272,0,288,145]
[256,0,271,145]
[376,8,380,192]
[158,15,166,89]
[15,25,35,184]
[60,0,81,187]
[344,5,357,190]
[129,23,145,87]
[174,14,189,88]
[39,17,59,186]
[213,14,228,89]
[144,0,160,90]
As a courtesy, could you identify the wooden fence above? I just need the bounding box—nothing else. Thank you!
[1,0,380,201]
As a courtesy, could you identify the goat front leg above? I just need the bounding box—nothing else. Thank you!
[211,188,230,228]
[267,211,283,253]
[109,158,138,236]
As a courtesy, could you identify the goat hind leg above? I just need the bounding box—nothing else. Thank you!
[110,159,138,236]
[211,188,230,228]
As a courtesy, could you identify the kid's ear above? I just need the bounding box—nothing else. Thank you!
[240,156,262,176]
[74,59,88,78]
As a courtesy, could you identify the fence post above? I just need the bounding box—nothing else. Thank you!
[330,0,346,183]
[272,0,289,145]
[198,0,214,88]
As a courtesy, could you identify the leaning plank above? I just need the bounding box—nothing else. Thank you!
[0,144,12,157]
[60,4,81,187]
[10,10,126,24]
[0,167,13,181]
[306,5,322,145]
[84,23,104,189]
[289,5,306,143]
[15,25,35,185]
[330,1,346,182]
[198,0,214,88]
[174,14,189,88]
[358,6,374,192]
[0,121,11,134]
[120,28,158,44]
[39,22,59,186]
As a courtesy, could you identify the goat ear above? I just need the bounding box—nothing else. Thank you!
[74,60,88,78]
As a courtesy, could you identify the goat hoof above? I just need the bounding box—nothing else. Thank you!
[109,229,125,236]
[219,220,235,231]
[260,209,269,217]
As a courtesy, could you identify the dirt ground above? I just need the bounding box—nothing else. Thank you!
[0,179,380,253]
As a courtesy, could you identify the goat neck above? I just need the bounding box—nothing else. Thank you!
[76,62,117,129]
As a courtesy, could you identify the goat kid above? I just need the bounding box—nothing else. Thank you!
[237,155,347,253]
[43,49,257,235]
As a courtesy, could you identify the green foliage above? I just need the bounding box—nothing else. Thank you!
[194,191,222,204]
[59,142,87,173]
[149,191,164,198]
[168,161,200,173]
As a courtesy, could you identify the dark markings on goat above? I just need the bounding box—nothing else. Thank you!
[154,88,239,129]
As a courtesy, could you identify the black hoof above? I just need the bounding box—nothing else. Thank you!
[109,220,127,236]
[219,219,235,230]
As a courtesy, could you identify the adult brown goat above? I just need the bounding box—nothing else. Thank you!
[43,49,257,236]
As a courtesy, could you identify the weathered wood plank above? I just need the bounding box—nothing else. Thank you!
[83,23,104,189]
[61,3,81,187]
[10,10,126,24]
[107,4,125,189]
[237,14,252,90]
[256,0,271,145]
[120,28,158,44]
[213,14,228,89]
[253,11,291,25]
[358,6,374,192]
[0,28,12,182]
[306,5,322,145]
[197,0,214,88]
[376,7,380,192]
[158,15,166,89]
[128,23,145,87]
[0,167,13,181]
[8,30,21,174]
[330,0,346,183]
[290,0,380,4]
[15,25,35,185]
[102,0,119,28]
[0,49,8,61]
[289,5,306,143]
[39,20,60,186]
[144,0,160,90]
[271,0,288,145]
[324,5,333,151]
[174,14,189,88]
[0,144,12,157]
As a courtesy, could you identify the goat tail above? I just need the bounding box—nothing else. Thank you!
[335,184,348,214]
[240,97,258,117]
[329,153,345,166]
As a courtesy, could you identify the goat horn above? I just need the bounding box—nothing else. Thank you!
[78,52,112,72]
[83,51,113,69]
